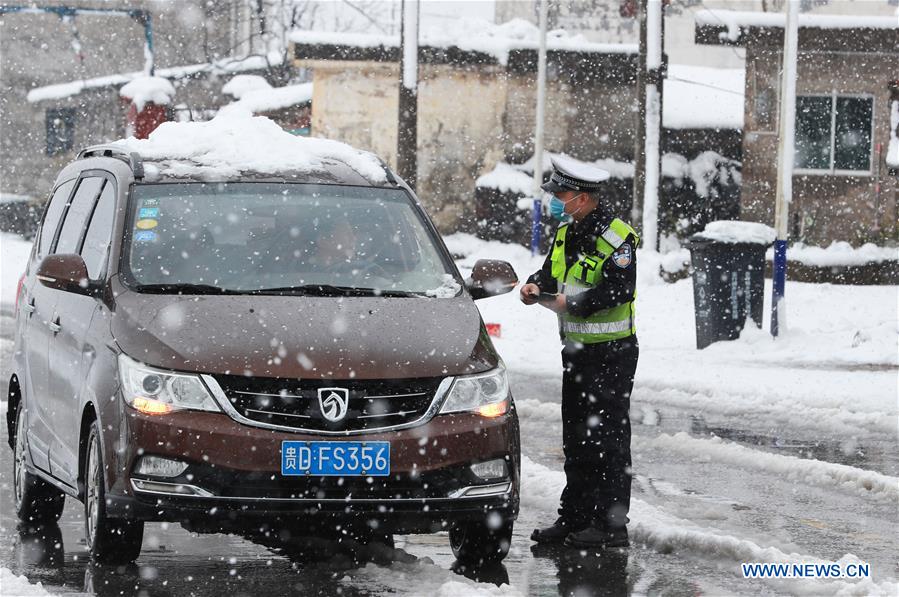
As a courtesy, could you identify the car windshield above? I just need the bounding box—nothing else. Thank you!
[122,182,461,297]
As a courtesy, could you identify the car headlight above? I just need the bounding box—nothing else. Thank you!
[118,353,220,415]
[439,366,510,417]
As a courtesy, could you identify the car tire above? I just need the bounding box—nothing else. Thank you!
[84,421,144,564]
[449,517,513,565]
[12,406,65,524]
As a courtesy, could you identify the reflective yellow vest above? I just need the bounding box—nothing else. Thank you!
[550,217,638,344]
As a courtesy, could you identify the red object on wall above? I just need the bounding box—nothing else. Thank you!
[122,98,169,139]
[485,323,502,338]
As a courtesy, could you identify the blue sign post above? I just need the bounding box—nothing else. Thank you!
[531,198,543,256]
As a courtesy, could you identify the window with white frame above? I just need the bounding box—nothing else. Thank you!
[795,94,873,173]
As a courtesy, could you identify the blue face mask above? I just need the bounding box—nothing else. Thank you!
[549,195,572,223]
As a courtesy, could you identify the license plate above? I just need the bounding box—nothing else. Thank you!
[281,441,390,476]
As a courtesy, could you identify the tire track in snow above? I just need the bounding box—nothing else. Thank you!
[632,382,895,437]
[520,456,898,596]
[638,432,899,502]
[517,397,896,497]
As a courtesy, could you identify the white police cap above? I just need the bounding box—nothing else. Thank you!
[541,155,611,193]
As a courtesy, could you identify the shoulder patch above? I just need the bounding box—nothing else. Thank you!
[611,244,632,268]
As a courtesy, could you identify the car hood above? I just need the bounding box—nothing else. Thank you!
[110,290,498,379]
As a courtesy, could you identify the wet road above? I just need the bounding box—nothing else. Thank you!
[1,313,897,596]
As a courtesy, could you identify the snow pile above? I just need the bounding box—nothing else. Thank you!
[643,433,899,502]
[475,162,534,196]
[222,74,272,99]
[696,9,899,42]
[229,82,313,114]
[0,568,53,595]
[290,17,637,66]
[111,108,385,182]
[476,153,633,198]
[119,76,176,111]
[664,151,742,198]
[28,51,285,103]
[341,560,521,596]
[663,64,745,130]
[693,220,776,245]
[770,242,898,267]
[887,99,898,169]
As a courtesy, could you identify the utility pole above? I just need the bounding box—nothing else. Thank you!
[632,0,646,228]
[642,0,663,252]
[530,0,549,256]
[771,0,799,337]
[397,0,419,189]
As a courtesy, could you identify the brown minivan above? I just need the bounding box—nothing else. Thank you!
[7,142,520,565]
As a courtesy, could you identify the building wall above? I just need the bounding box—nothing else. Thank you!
[302,58,638,231]
[741,46,898,245]
[0,0,247,199]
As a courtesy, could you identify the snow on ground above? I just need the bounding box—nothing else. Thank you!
[448,233,898,439]
[0,232,32,314]
[340,560,522,596]
[0,567,53,595]
[521,456,897,596]
[641,433,898,502]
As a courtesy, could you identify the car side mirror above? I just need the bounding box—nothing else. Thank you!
[466,259,518,300]
[37,254,96,297]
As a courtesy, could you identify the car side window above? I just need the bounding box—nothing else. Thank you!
[80,181,116,280]
[37,179,76,257]
[54,177,104,255]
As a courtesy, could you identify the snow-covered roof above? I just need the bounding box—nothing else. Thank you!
[27,51,285,103]
[228,82,313,114]
[119,76,176,111]
[110,108,385,183]
[222,75,272,99]
[696,9,899,43]
[663,64,744,130]
[290,18,637,66]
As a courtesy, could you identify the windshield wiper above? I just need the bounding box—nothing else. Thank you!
[250,285,426,297]
[134,283,242,295]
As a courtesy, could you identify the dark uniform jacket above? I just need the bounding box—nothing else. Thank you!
[527,207,637,319]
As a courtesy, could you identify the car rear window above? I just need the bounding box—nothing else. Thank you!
[122,182,460,297]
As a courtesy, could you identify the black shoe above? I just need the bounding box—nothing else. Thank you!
[531,518,585,545]
[564,526,629,549]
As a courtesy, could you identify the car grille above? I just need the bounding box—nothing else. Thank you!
[210,375,445,432]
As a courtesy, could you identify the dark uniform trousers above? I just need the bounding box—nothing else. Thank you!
[559,335,639,530]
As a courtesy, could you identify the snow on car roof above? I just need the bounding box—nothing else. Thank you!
[110,108,386,184]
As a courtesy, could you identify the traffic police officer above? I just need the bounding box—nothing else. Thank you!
[522,156,639,549]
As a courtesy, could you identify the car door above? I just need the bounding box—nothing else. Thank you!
[20,179,76,472]
[45,175,105,485]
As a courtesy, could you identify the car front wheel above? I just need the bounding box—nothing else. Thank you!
[84,421,144,564]
[13,406,65,524]
[449,517,513,565]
